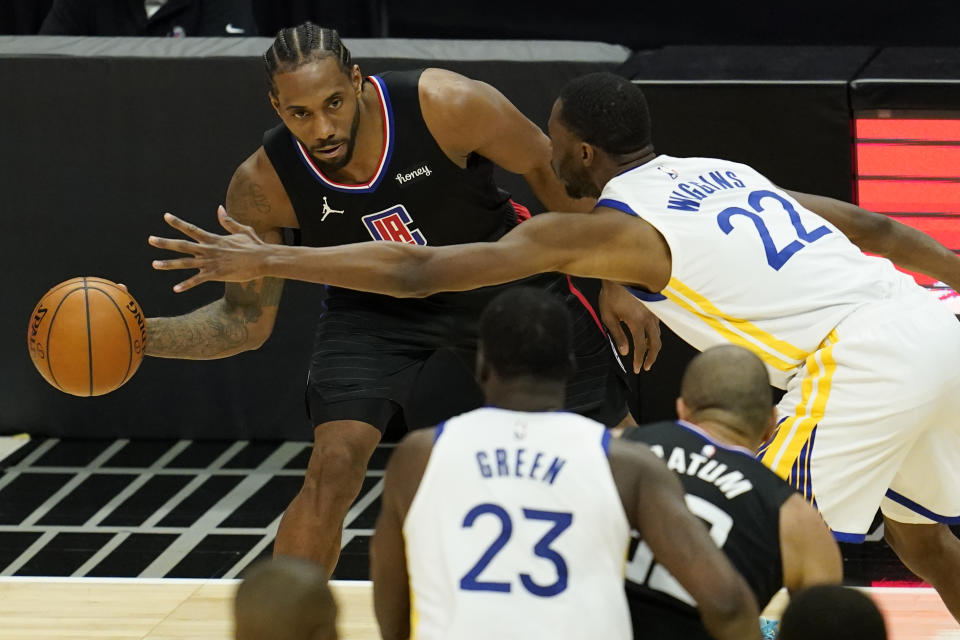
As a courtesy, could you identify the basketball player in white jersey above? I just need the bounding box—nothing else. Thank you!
[370,288,760,640]
[151,71,960,622]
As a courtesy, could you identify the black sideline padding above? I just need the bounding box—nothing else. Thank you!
[852,47,960,109]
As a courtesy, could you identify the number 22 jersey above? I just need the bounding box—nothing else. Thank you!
[598,156,919,388]
[402,407,631,639]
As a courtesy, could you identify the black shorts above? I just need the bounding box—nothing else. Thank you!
[305,277,631,432]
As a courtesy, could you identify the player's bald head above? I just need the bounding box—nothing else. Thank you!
[234,557,337,640]
[680,345,773,439]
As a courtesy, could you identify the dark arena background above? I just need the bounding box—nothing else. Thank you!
[0,1,959,636]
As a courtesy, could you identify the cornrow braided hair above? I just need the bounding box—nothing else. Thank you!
[263,22,353,94]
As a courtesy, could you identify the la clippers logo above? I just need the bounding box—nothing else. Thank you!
[362,205,427,245]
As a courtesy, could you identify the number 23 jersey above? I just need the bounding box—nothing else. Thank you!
[599,156,918,388]
[403,407,631,640]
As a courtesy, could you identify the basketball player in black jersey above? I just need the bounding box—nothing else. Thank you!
[144,23,654,573]
[620,345,841,639]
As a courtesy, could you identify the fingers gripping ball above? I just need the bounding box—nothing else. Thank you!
[27,277,147,397]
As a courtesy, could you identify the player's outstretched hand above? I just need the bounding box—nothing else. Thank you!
[149,206,271,292]
[599,281,662,373]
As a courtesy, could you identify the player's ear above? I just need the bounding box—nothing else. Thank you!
[351,65,363,95]
[580,142,593,165]
[475,345,489,384]
[268,90,281,115]
[675,397,689,421]
[760,407,778,445]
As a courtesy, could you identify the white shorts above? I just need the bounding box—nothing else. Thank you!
[758,291,960,541]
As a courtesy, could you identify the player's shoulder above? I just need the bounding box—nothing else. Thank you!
[226,146,296,229]
[622,420,678,442]
[608,435,671,480]
[235,146,272,180]
[419,67,476,94]
[417,67,504,116]
[395,427,436,455]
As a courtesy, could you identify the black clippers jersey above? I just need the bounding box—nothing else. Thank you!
[263,69,535,348]
[623,421,796,640]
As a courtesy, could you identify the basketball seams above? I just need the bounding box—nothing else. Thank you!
[85,285,134,386]
[44,286,87,394]
[40,277,86,298]
[82,278,94,397]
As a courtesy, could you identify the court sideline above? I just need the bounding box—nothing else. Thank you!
[0,577,953,639]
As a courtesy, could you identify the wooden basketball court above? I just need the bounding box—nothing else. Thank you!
[0,577,953,639]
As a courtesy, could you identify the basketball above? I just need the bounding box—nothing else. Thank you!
[27,277,147,397]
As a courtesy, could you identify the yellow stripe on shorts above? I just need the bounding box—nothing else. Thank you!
[761,330,838,479]
[662,278,807,371]
[405,535,419,640]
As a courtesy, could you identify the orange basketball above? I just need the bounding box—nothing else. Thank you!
[27,277,147,397]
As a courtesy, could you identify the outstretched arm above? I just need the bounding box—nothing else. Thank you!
[788,190,960,291]
[151,206,670,298]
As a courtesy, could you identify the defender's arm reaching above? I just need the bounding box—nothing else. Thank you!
[150,205,673,300]
[788,190,960,292]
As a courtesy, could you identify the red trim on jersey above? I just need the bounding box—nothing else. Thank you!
[510,199,532,222]
[295,76,391,190]
[566,275,605,334]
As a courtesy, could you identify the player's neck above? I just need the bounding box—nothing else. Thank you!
[604,145,656,181]
[483,378,566,413]
[689,417,759,451]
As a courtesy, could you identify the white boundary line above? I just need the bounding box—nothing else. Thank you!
[0,577,931,597]
[0,576,371,587]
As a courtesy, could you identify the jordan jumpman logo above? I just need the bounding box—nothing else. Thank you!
[321,196,344,222]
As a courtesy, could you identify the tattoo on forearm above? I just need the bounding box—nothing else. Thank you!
[146,305,250,359]
[145,278,284,359]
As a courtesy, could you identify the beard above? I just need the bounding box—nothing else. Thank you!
[562,170,599,200]
[308,105,361,172]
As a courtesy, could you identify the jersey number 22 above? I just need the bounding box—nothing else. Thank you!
[626,494,733,606]
[718,190,831,270]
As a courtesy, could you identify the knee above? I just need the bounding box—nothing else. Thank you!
[885,520,954,569]
[305,444,369,492]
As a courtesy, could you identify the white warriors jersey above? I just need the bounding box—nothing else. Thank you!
[403,407,632,640]
[598,155,920,388]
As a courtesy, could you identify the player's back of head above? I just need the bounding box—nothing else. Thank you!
[778,585,887,640]
[234,556,337,640]
[557,72,652,155]
[680,345,773,439]
[478,287,573,383]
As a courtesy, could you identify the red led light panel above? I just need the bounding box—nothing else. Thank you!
[854,111,960,309]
